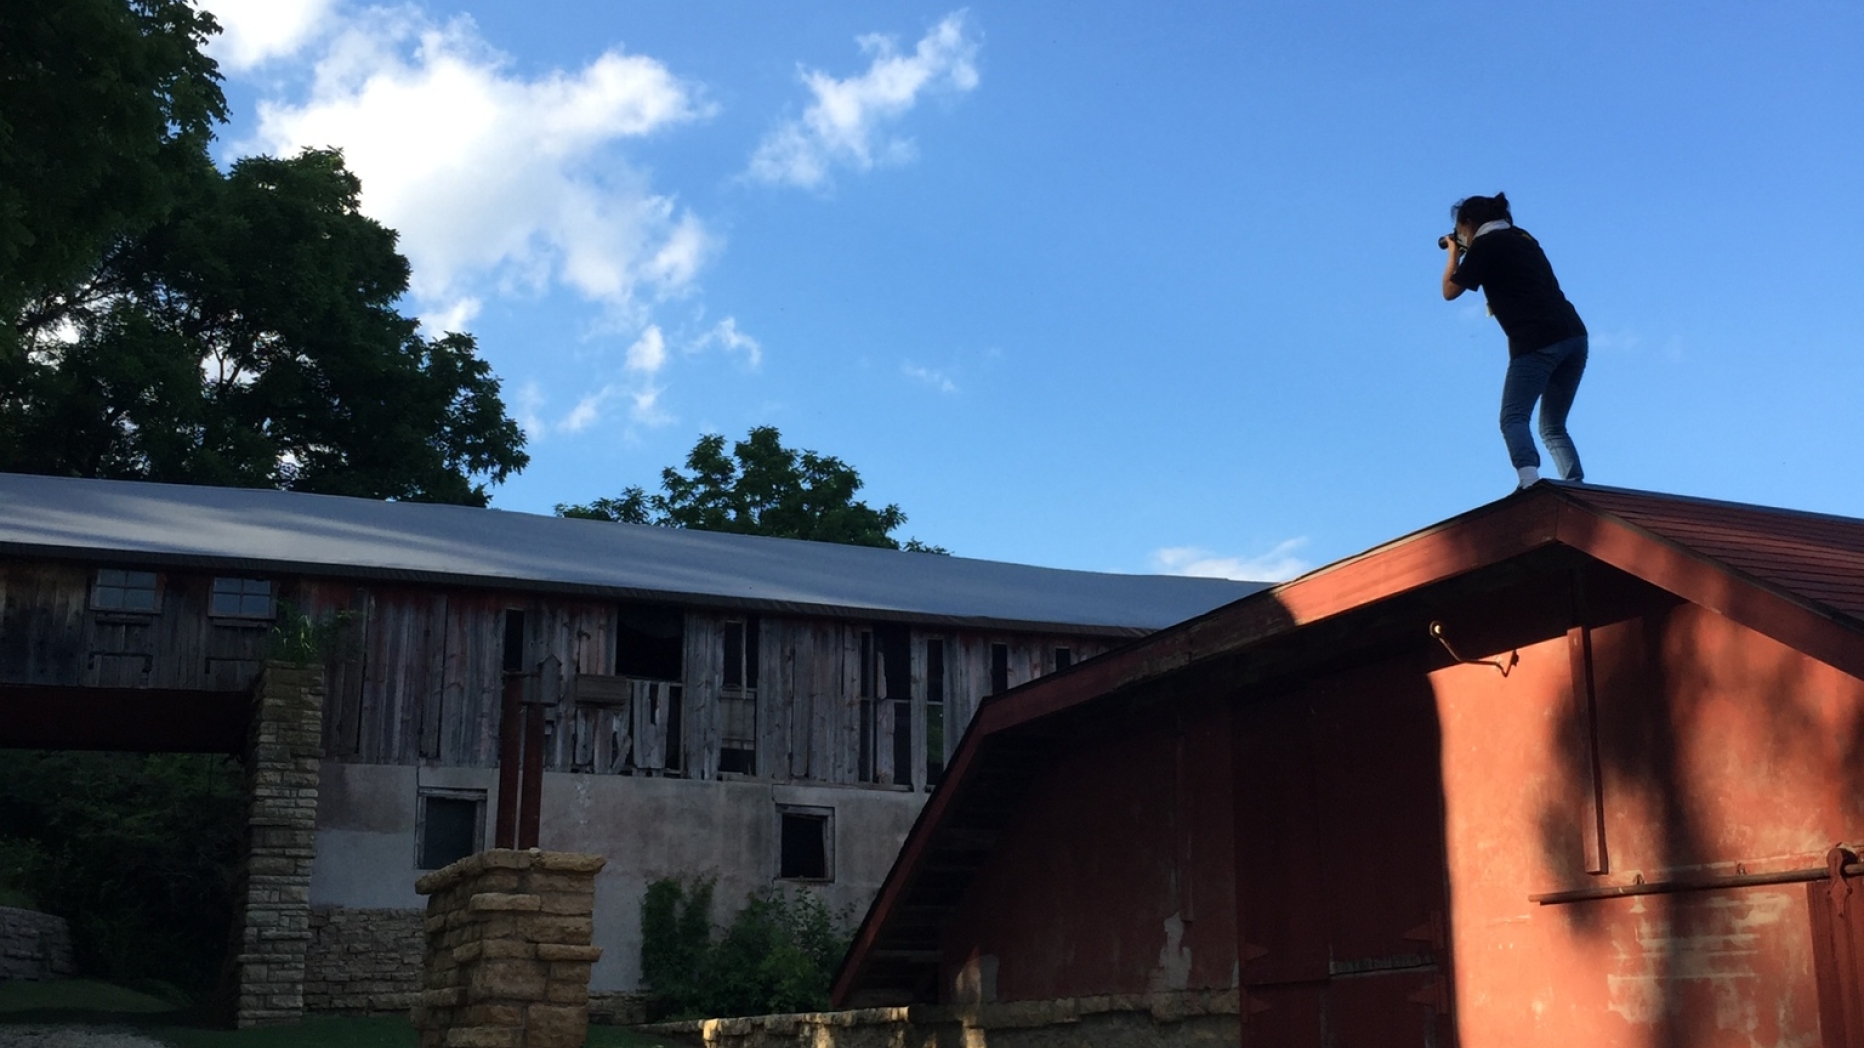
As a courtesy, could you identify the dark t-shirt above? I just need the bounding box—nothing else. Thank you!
[1451,226,1586,357]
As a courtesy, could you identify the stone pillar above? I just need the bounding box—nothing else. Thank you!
[230,662,325,1027]
[414,850,607,1048]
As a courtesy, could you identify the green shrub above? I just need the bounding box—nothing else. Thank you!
[638,877,852,1020]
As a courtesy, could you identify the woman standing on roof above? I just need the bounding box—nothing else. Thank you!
[1442,192,1588,489]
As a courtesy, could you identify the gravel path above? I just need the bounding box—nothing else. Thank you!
[0,1027,168,1048]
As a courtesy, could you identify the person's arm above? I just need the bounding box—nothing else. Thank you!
[1442,238,1466,300]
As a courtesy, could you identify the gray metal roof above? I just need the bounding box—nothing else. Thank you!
[0,473,1265,635]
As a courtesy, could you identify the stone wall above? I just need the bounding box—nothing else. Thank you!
[413,849,606,1048]
[305,907,425,1012]
[640,990,1241,1048]
[229,662,325,1027]
[0,907,75,982]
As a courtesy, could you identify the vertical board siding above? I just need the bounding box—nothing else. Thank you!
[2,556,1126,784]
[3,565,87,686]
[683,612,721,781]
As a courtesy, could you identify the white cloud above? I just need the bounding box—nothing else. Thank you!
[690,317,763,368]
[243,8,713,319]
[749,11,980,189]
[513,379,546,438]
[419,296,481,336]
[902,362,958,393]
[545,326,671,434]
[1150,539,1312,583]
[625,326,667,375]
[201,0,337,71]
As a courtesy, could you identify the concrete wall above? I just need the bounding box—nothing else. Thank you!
[311,762,926,993]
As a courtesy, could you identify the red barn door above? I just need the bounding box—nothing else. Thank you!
[1234,663,1455,1048]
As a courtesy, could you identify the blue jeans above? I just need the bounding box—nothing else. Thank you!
[1500,335,1587,480]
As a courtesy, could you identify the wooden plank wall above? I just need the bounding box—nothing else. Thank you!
[2,559,1114,784]
[2,563,318,693]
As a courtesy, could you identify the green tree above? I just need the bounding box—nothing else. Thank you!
[559,426,946,551]
[1,0,226,359]
[0,148,528,504]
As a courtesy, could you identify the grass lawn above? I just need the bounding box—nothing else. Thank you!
[0,980,683,1048]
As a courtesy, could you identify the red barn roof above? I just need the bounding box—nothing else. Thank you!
[833,481,1864,1005]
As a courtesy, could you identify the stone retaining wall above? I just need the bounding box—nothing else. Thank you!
[305,907,425,1013]
[0,907,75,982]
[641,990,1240,1048]
[413,849,606,1048]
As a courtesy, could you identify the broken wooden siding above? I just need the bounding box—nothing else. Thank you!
[1,557,1115,787]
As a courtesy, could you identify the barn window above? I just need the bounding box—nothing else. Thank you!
[616,604,683,682]
[722,618,759,690]
[210,577,274,618]
[990,643,1010,694]
[777,805,833,881]
[91,569,159,612]
[1054,647,1073,672]
[719,617,759,775]
[502,609,526,672]
[417,789,485,870]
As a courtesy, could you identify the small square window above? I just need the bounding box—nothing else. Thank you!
[418,790,486,870]
[210,577,274,618]
[777,805,833,881]
[92,569,159,612]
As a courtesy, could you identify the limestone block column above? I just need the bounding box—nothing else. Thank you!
[413,850,607,1048]
[231,662,325,1027]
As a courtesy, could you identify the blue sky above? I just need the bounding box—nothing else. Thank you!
[200,0,1863,580]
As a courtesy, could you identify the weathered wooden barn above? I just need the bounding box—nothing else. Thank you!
[0,471,1261,1014]
[835,482,1864,1047]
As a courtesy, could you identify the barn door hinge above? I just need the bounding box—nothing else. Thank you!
[1826,845,1859,917]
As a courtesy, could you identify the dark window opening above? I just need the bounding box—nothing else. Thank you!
[665,688,684,773]
[722,617,762,690]
[858,697,875,782]
[892,701,913,787]
[1054,647,1073,672]
[718,748,755,775]
[419,792,484,870]
[778,808,831,880]
[92,569,159,612]
[990,643,1010,695]
[925,639,946,787]
[501,609,526,673]
[617,604,683,681]
[210,577,274,618]
[858,630,876,697]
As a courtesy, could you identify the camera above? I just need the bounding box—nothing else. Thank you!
[1438,233,1460,250]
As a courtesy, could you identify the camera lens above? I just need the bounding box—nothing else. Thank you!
[1437,235,1453,250]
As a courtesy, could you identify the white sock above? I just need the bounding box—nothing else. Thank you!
[1516,465,1541,487]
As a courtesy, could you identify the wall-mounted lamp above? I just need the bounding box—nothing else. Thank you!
[1429,621,1519,677]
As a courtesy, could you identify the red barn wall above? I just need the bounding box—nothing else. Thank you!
[938,694,1239,1002]
[1436,597,1864,1047]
